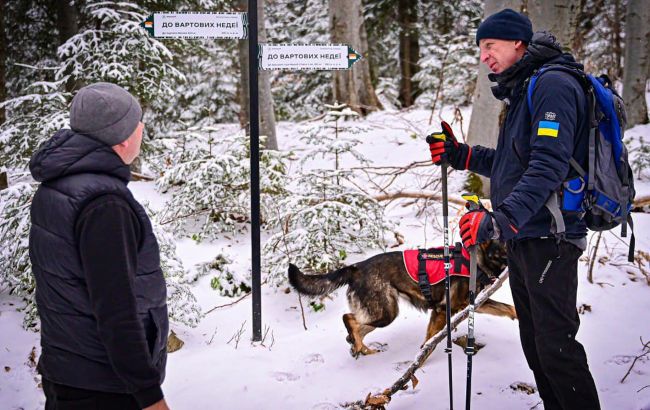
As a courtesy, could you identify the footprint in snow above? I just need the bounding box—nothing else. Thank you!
[311,403,338,410]
[393,360,412,371]
[271,371,300,382]
[303,353,324,364]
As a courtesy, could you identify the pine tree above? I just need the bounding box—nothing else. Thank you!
[413,0,482,110]
[265,0,332,120]
[156,127,290,241]
[262,103,392,286]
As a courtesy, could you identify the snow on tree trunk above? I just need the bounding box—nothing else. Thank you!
[623,0,650,127]
[398,0,420,108]
[329,0,382,115]
[237,0,278,150]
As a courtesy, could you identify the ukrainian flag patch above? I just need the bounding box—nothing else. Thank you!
[537,120,560,138]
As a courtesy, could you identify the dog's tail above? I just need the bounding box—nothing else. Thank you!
[288,263,354,296]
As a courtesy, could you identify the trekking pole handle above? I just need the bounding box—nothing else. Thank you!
[461,193,482,212]
[426,121,455,167]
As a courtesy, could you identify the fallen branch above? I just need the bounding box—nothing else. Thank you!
[620,337,650,383]
[372,190,473,208]
[204,292,251,315]
[341,269,510,409]
[632,195,650,211]
[298,294,308,331]
[587,231,603,284]
[130,171,156,181]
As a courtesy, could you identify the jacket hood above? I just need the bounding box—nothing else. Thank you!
[29,129,131,183]
[489,31,583,100]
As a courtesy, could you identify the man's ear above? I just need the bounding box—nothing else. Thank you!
[514,40,525,50]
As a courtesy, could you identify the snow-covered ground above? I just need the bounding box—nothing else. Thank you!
[1,108,649,410]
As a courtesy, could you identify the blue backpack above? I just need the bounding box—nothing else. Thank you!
[527,65,636,261]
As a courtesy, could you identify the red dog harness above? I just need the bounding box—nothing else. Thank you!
[403,244,470,286]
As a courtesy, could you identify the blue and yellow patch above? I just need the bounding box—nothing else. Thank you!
[537,120,560,138]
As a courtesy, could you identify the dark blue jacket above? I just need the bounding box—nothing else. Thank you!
[29,129,168,403]
[465,33,589,241]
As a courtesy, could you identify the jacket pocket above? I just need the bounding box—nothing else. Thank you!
[148,305,169,364]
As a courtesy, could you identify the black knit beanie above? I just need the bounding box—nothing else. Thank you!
[475,8,533,46]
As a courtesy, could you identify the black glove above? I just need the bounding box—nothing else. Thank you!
[426,121,471,170]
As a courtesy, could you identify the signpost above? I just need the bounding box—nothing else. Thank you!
[140,12,248,39]
[259,44,362,71]
[141,5,362,342]
[247,1,262,342]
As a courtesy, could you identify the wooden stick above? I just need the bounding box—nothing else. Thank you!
[130,171,155,181]
[341,269,510,409]
[372,190,469,207]
[204,292,251,315]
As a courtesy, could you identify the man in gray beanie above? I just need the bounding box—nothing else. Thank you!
[428,8,601,410]
[29,82,170,410]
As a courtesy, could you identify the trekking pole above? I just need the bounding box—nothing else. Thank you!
[461,193,481,410]
[426,122,455,410]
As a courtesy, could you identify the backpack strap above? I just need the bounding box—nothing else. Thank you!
[544,191,566,239]
[586,92,597,191]
[627,215,635,263]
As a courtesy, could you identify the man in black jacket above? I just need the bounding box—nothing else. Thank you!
[29,82,170,410]
[428,9,600,410]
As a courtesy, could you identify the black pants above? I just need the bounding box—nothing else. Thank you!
[42,379,140,410]
[507,238,600,410]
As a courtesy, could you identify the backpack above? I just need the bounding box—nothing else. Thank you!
[526,65,636,262]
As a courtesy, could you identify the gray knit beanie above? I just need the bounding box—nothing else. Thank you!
[70,82,142,146]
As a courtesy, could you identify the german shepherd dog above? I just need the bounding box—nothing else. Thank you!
[288,240,517,357]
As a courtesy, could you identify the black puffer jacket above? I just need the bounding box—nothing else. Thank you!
[29,129,168,402]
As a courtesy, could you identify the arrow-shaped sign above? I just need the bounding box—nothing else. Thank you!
[140,12,248,39]
[259,44,362,71]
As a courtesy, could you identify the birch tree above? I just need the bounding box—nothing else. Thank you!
[622,0,649,127]
[329,0,382,115]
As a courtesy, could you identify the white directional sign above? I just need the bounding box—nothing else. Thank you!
[140,12,248,39]
[259,44,362,71]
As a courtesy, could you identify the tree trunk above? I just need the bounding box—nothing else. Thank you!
[468,0,523,196]
[0,171,7,190]
[0,0,6,124]
[397,0,420,108]
[55,0,78,45]
[330,0,382,115]
[236,0,277,150]
[55,0,80,93]
[527,0,580,51]
[257,0,278,150]
[622,0,650,127]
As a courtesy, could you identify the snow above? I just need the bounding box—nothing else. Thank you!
[1,107,649,410]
